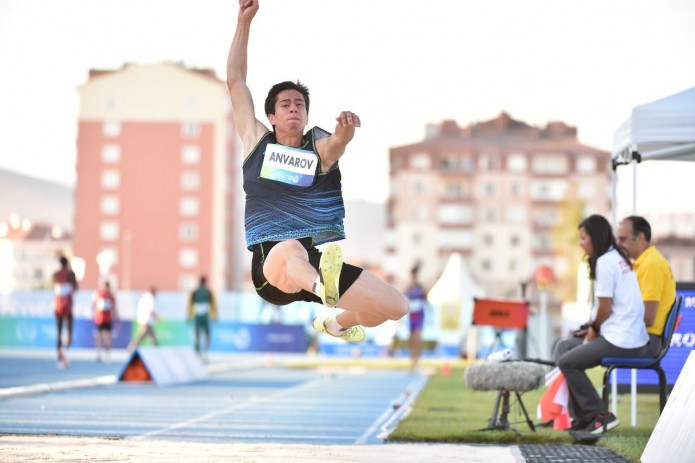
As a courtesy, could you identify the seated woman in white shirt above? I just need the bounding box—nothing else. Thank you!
[557,214,650,435]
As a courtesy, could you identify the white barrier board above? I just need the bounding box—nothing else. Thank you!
[642,350,695,463]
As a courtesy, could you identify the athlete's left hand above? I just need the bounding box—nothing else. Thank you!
[336,111,361,128]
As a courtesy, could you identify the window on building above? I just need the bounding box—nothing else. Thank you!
[105,96,119,110]
[179,223,199,241]
[533,208,558,226]
[531,154,569,174]
[389,179,398,197]
[509,260,517,272]
[413,181,424,194]
[98,247,119,266]
[483,234,493,246]
[531,180,568,200]
[180,171,200,190]
[182,145,201,164]
[178,274,198,291]
[481,208,495,221]
[507,153,527,172]
[100,196,120,215]
[410,153,431,170]
[437,204,473,224]
[578,183,596,199]
[101,170,120,189]
[484,181,495,196]
[533,234,553,251]
[180,197,200,216]
[481,259,492,272]
[479,154,499,170]
[412,233,422,245]
[182,122,201,138]
[437,229,473,248]
[577,156,597,173]
[185,97,200,111]
[462,157,475,172]
[510,234,521,246]
[103,121,121,137]
[100,221,119,241]
[511,182,523,196]
[506,206,526,223]
[412,205,428,221]
[179,248,198,268]
[444,182,462,198]
[441,154,458,171]
[102,144,121,163]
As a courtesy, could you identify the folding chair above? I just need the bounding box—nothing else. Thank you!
[600,295,683,430]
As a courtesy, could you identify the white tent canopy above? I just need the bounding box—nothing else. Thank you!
[428,252,485,306]
[613,86,695,164]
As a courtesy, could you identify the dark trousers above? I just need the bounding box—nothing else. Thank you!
[557,336,650,425]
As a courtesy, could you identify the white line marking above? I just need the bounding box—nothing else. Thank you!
[355,375,428,444]
[130,377,324,440]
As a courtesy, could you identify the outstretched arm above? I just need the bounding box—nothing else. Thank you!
[315,111,361,172]
[226,0,268,154]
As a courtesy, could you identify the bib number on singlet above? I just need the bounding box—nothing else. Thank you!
[194,302,210,315]
[260,144,317,187]
[96,299,113,312]
[54,283,73,297]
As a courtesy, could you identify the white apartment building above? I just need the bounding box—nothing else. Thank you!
[386,113,612,296]
[0,217,72,293]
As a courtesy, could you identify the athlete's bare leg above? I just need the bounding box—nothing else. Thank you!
[262,240,317,294]
[263,240,408,328]
[334,271,409,327]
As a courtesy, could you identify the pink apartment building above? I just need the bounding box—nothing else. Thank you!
[74,63,242,292]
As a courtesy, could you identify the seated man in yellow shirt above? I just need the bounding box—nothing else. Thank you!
[617,216,676,356]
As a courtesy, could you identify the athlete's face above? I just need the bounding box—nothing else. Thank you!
[268,89,308,131]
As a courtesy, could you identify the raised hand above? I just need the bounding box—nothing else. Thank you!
[335,111,361,128]
[238,0,259,21]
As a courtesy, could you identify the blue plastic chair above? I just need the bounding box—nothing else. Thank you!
[600,295,683,425]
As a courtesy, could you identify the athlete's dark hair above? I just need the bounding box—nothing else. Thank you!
[624,215,652,242]
[264,81,310,117]
[579,214,631,280]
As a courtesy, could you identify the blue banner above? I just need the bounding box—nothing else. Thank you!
[210,322,306,353]
[617,285,695,386]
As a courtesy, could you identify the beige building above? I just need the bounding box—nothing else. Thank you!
[386,113,612,296]
[74,63,241,292]
[0,216,72,293]
[654,235,695,283]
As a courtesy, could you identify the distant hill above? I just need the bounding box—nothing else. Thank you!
[0,169,73,229]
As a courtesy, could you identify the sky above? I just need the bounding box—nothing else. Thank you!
[2,0,695,218]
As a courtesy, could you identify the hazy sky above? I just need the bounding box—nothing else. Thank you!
[2,0,695,216]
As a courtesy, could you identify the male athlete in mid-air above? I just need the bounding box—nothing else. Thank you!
[227,0,408,342]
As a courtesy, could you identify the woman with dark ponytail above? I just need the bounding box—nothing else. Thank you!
[557,214,650,435]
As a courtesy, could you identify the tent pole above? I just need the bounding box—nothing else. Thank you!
[632,160,637,214]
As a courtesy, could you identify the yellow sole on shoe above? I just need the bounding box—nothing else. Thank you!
[319,244,343,307]
[312,317,365,343]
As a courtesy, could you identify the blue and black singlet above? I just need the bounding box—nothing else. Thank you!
[243,127,346,250]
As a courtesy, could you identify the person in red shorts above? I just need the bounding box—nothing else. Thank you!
[53,255,77,368]
[93,281,119,362]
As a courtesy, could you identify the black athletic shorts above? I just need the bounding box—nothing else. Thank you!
[251,237,363,306]
[96,322,112,331]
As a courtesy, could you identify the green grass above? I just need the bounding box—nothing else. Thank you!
[389,364,659,463]
[289,358,659,462]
